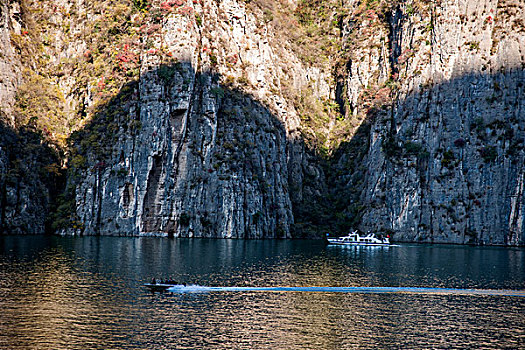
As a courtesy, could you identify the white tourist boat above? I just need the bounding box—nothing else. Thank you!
[326,231,390,246]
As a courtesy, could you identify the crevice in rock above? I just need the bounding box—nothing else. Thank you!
[387,6,405,75]
[142,153,164,232]
[335,77,346,117]
[121,182,133,215]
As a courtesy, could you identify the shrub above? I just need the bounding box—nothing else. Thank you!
[237,76,249,86]
[465,41,480,51]
[210,87,225,98]
[252,211,262,224]
[179,212,191,226]
[158,65,176,83]
[441,150,456,168]
[195,13,202,26]
[471,117,485,133]
[200,216,212,228]
[14,73,67,146]
[454,138,466,147]
[382,136,401,157]
[209,54,218,66]
[404,141,423,155]
[480,146,498,162]
[263,8,274,22]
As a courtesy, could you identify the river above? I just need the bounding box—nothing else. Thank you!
[0,236,524,349]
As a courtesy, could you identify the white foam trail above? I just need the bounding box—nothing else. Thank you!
[167,285,525,297]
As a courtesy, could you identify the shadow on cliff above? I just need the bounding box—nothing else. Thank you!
[56,60,525,241]
[327,67,525,245]
[61,62,299,238]
[0,121,64,234]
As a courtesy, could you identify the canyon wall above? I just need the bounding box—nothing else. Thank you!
[0,0,524,244]
[53,0,328,238]
[334,0,525,245]
[0,0,62,234]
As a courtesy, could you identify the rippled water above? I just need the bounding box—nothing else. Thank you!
[0,236,524,349]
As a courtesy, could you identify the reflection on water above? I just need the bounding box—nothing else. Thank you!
[0,236,524,349]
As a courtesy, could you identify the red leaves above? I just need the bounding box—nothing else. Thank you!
[178,6,194,16]
[226,54,238,65]
[147,24,162,35]
[116,45,138,71]
[97,77,106,91]
[160,0,185,12]
[140,24,161,35]
[397,49,413,64]
[364,9,377,20]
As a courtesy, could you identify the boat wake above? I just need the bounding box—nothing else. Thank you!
[166,285,525,297]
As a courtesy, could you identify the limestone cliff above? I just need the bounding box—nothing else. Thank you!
[0,0,63,234]
[0,0,523,245]
[54,0,324,238]
[333,0,525,245]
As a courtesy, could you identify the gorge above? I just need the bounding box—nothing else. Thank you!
[0,0,524,245]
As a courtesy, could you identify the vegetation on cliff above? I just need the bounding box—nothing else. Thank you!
[1,0,524,244]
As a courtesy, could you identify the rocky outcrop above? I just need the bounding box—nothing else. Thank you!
[0,0,22,123]
[0,1,62,234]
[74,68,295,238]
[0,124,62,234]
[67,0,323,238]
[335,0,525,245]
[0,0,524,245]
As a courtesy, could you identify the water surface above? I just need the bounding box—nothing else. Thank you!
[0,236,524,349]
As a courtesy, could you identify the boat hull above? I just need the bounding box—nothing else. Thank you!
[327,240,390,246]
[144,283,175,292]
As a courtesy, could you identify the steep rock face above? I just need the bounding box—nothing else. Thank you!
[69,0,327,237]
[337,0,525,245]
[1,0,524,245]
[0,124,62,234]
[0,0,22,123]
[76,69,294,238]
[0,0,62,234]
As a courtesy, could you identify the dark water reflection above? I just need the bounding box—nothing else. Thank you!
[0,236,524,349]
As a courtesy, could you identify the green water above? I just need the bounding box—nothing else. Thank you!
[0,236,524,349]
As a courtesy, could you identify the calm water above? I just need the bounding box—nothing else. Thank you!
[0,236,524,349]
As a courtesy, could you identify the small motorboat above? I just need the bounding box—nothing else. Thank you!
[144,283,174,293]
[144,279,185,293]
[326,231,390,246]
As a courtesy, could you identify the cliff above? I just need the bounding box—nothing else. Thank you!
[0,0,63,234]
[332,0,525,245]
[0,0,523,245]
